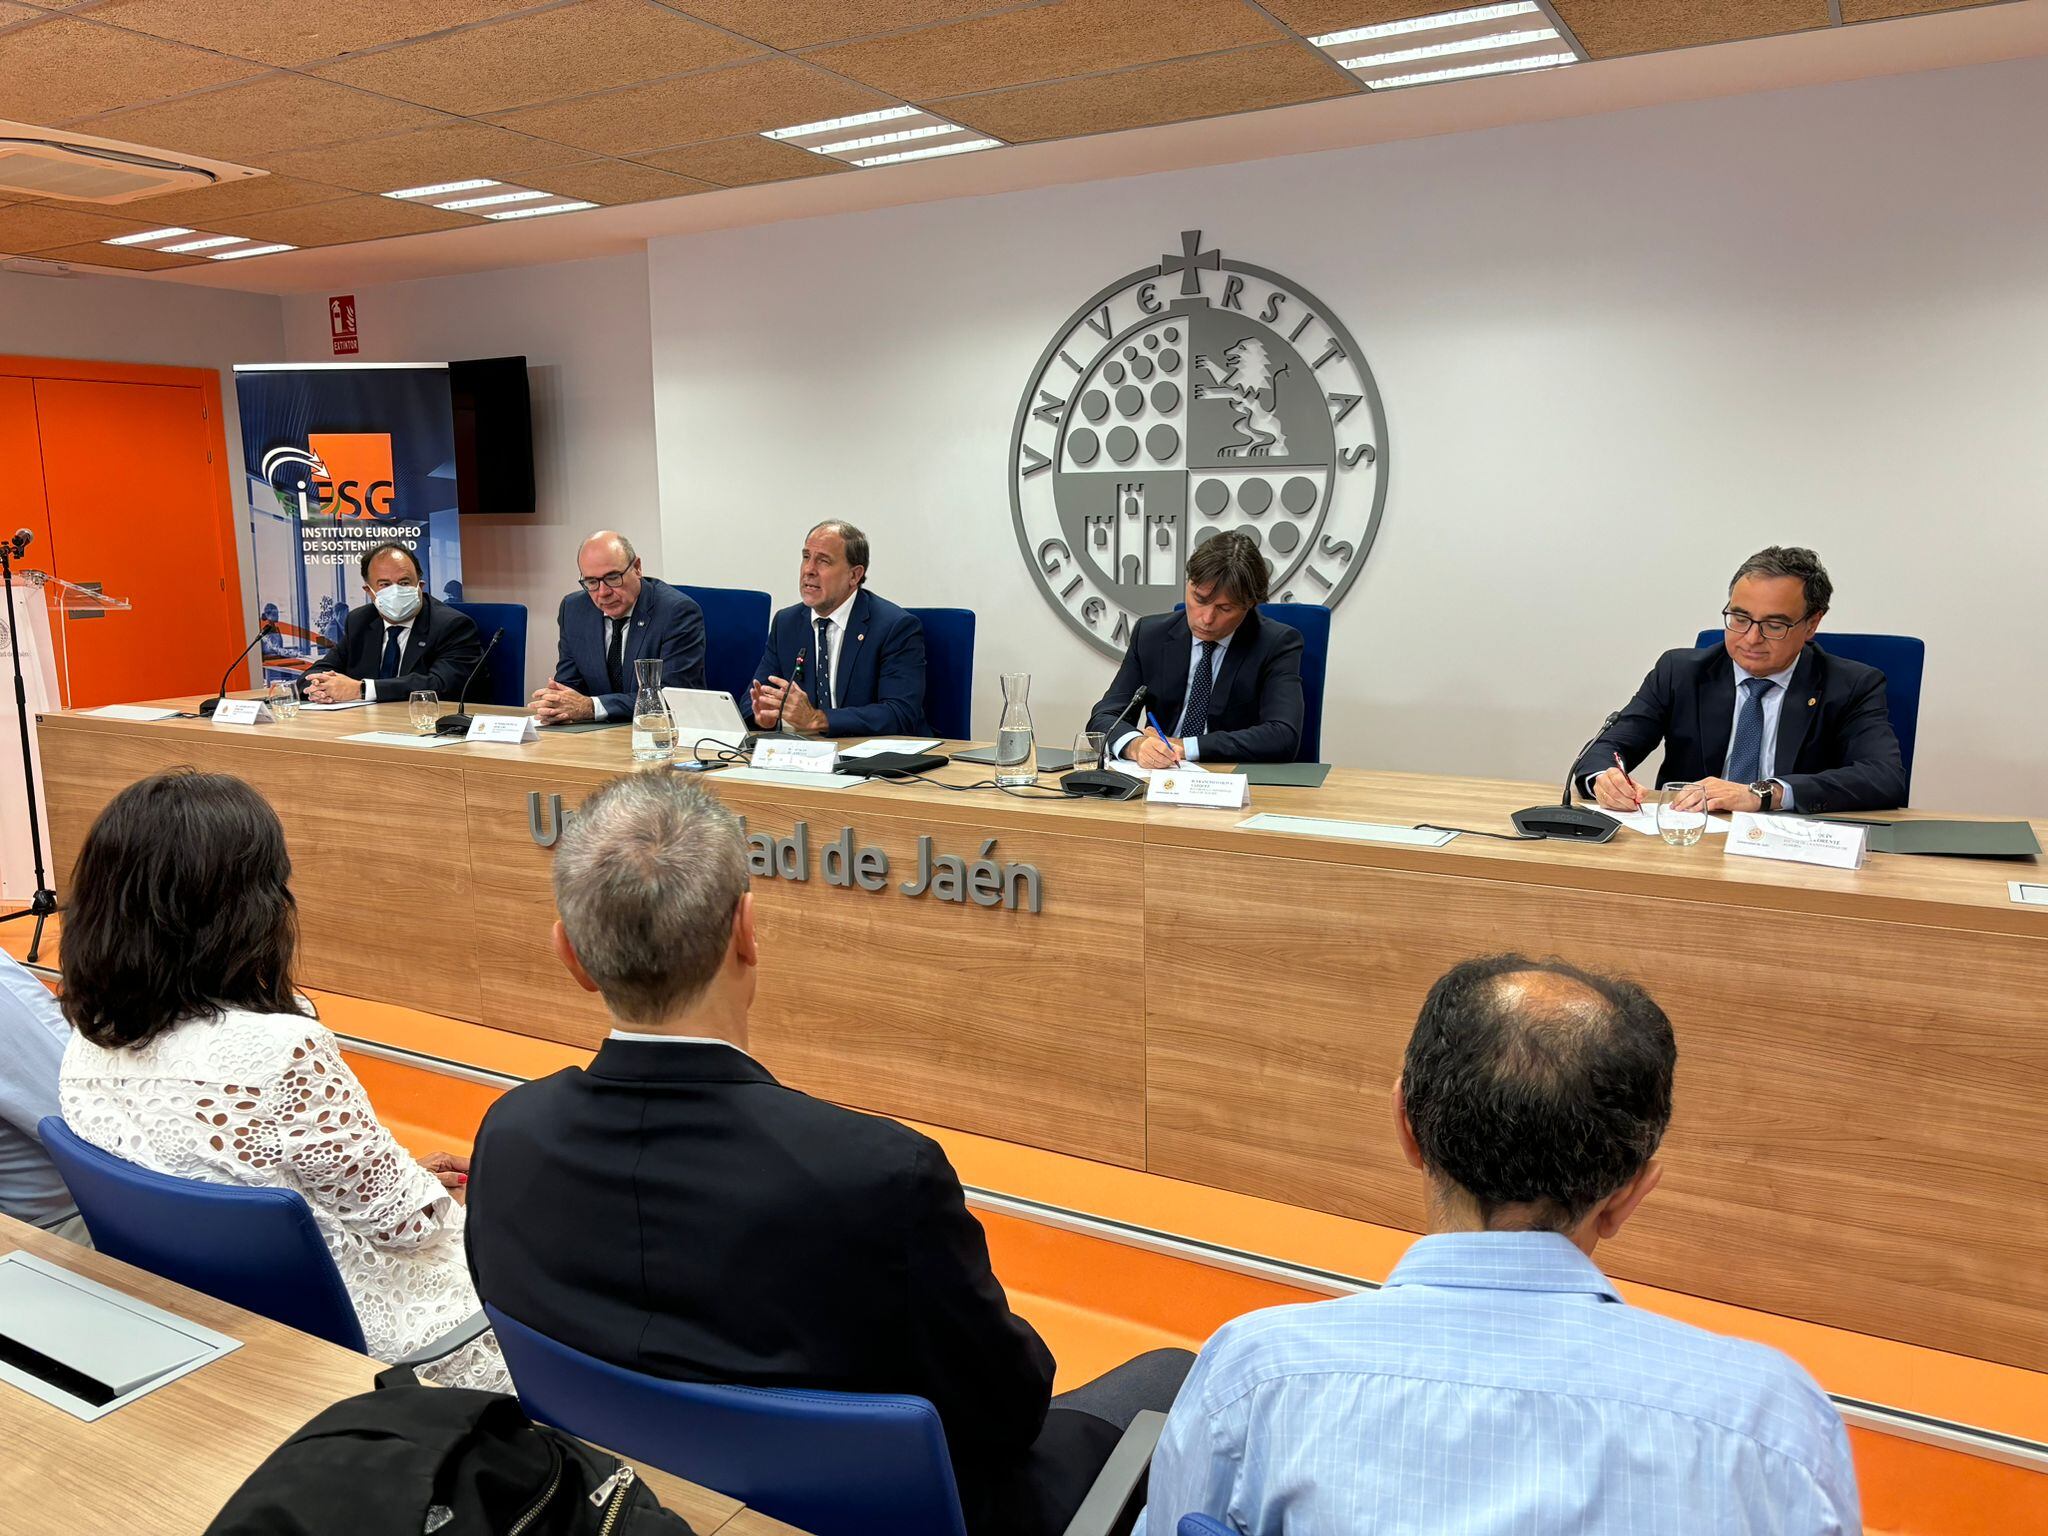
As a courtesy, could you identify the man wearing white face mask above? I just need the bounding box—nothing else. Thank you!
[304,542,483,706]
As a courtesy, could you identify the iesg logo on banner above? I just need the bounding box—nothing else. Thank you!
[1010,231,1389,657]
[259,434,396,520]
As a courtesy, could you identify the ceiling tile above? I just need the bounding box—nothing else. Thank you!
[78,75,447,158]
[1550,0,1830,59]
[0,17,263,123]
[939,40,1354,143]
[635,132,849,185]
[36,238,205,269]
[1255,1,1453,33]
[521,157,713,203]
[103,173,354,224]
[315,0,761,117]
[804,0,1286,101]
[212,195,477,247]
[263,120,586,194]
[1841,0,1997,16]
[86,0,536,69]
[668,2,1043,51]
[0,201,165,250]
[491,55,892,155]
[0,3,46,26]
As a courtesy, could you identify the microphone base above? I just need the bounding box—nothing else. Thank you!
[197,697,224,717]
[1061,768,1145,800]
[1510,804,1621,843]
[433,712,472,737]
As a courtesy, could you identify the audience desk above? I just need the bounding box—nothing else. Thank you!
[36,702,2048,1375]
[0,1214,793,1534]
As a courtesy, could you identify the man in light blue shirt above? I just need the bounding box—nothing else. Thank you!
[1139,954,1859,1535]
[0,951,85,1243]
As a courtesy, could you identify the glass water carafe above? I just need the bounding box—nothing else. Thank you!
[631,656,676,763]
[995,671,1036,786]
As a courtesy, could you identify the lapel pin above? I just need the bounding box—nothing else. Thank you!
[1807,696,1817,707]
[857,633,865,642]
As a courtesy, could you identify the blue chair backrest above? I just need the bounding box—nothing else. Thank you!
[38,1117,365,1351]
[1178,1518,1236,1536]
[1690,630,1923,794]
[486,1306,968,1536]
[1260,603,1330,763]
[678,585,773,704]
[905,607,975,740]
[447,601,528,706]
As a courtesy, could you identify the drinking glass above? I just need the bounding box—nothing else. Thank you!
[1070,730,1106,774]
[266,679,300,721]
[1656,784,1709,847]
[408,690,440,735]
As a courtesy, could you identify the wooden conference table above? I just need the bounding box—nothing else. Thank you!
[0,1215,804,1535]
[36,701,2048,1375]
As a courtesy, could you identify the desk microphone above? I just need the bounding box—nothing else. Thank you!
[1063,686,1149,800]
[435,628,504,735]
[5,528,30,559]
[198,621,279,717]
[1510,711,1624,842]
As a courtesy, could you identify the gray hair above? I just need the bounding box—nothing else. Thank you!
[808,520,869,581]
[1730,545,1831,617]
[552,774,749,1025]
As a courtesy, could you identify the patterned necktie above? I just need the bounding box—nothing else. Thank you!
[814,618,834,710]
[605,619,625,695]
[1727,676,1771,783]
[379,626,404,680]
[1181,640,1217,738]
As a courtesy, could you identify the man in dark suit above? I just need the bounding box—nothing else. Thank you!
[533,529,705,725]
[1576,545,1907,814]
[747,520,927,737]
[466,774,1190,1536]
[1086,530,1305,765]
[302,540,481,704]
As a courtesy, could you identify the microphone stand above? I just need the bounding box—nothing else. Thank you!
[0,534,58,963]
[1509,712,1624,843]
[435,627,504,735]
[1061,687,1149,800]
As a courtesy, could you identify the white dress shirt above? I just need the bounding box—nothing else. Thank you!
[607,1028,753,1060]
[808,590,858,709]
[361,620,414,702]
[1726,658,1799,810]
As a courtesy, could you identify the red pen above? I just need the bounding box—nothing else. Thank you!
[1611,751,1641,809]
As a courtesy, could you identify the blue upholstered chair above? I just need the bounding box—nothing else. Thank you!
[40,1117,483,1363]
[906,607,975,739]
[487,1305,1163,1536]
[1690,630,1924,796]
[446,600,527,706]
[679,585,773,704]
[1260,602,1330,764]
[1178,1517,1236,1536]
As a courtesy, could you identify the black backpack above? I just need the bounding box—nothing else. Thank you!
[205,1366,696,1536]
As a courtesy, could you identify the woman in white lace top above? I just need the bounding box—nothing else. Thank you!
[56,770,507,1392]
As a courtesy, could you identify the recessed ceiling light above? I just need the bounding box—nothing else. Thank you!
[1310,2,1579,89]
[482,200,597,221]
[435,189,551,211]
[1336,28,1559,71]
[103,226,192,246]
[383,178,498,201]
[1311,2,1540,47]
[851,138,1001,169]
[159,234,249,253]
[762,106,917,142]
[1372,50,1577,89]
[813,123,961,156]
[208,243,296,261]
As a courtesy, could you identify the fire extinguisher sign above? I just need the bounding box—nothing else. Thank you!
[329,295,359,356]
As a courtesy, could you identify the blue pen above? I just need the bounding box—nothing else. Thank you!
[1145,710,1183,763]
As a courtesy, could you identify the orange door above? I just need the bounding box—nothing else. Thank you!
[0,377,65,684]
[31,377,245,708]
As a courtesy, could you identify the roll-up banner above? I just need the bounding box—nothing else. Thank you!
[233,363,463,678]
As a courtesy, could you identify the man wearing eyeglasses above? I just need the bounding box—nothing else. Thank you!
[1575,546,1906,814]
[534,530,705,726]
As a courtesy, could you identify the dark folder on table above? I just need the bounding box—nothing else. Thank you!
[1238,762,1332,788]
[1836,819,2042,857]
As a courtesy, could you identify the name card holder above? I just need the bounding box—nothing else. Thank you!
[1147,771,1249,810]
[466,714,539,744]
[1725,813,1868,871]
[209,699,274,725]
[752,737,839,774]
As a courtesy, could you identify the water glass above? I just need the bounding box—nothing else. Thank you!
[266,679,300,721]
[1070,730,1106,774]
[408,690,440,735]
[1656,785,1709,847]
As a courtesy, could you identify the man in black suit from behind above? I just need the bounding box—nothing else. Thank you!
[1575,545,1907,815]
[1086,530,1305,765]
[465,775,1191,1536]
[303,540,481,705]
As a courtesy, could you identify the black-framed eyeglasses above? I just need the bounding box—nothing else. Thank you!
[1722,606,1811,640]
[578,563,637,593]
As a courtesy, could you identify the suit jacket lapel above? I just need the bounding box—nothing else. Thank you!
[401,598,433,672]
[1209,611,1258,723]
[1696,647,1737,777]
[1773,646,1821,776]
[833,591,873,702]
[1160,612,1194,725]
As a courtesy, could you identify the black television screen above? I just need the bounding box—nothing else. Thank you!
[450,355,535,515]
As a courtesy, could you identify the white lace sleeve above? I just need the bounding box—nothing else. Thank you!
[212,1031,452,1251]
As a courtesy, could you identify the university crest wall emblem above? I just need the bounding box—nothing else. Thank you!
[1011,231,1389,657]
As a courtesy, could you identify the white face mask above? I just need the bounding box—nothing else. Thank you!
[373,584,422,623]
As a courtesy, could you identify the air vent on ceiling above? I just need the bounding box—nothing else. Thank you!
[0,121,262,205]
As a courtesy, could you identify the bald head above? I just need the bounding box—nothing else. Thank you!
[577,529,643,618]
[1401,955,1676,1232]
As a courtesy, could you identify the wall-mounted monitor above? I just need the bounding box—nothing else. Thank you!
[450,355,535,516]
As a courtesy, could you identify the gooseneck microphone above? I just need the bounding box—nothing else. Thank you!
[1510,711,1624,842]
[198,620,280,717]
[1062,686,1151,799]
[435,627,504,735]
[4,528,30,559]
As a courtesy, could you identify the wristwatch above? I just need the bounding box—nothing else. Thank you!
[1750,780,1780,813]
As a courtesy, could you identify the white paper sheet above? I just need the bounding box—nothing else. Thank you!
[300,699,374,712]
[1599,807,1732,837]
[337,730,464,749]
[716,766,865,790]
[1238,814,1456,847]
[839,738,943,758]
[82,704,179,722]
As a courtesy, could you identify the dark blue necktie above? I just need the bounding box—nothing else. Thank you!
[814,618,834,710]
[1180,640,1217,738]
[379,626,404,680]
[1727,676,1770,783]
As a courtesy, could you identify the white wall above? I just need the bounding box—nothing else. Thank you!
[280,250,661,696]
[649,54,2048,814]
[0,269,284,616]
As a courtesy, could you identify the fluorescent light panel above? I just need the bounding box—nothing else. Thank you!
[851,138,1001,169]
[209,243,295,261]
[1372,50,1577,89]
[435,189,550,210]
[383,178,497,200]
[767,104,1001,169]
[1311,2,1540,47]
[762,105,917,141]
[1338,27,1558,71]
[482,200,596,221]
[159,234,248,252]
[814,122,960,156]
[103,226,191,246]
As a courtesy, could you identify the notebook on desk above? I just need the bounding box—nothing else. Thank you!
[1832,819,2041,857]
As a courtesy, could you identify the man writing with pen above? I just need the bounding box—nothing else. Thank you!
[1085,530,1306,767]
[1574,546,1907,816]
